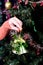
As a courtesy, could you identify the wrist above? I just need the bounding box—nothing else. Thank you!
[2,21,10,32]
[0,21,10,40]
[3,21,10,30]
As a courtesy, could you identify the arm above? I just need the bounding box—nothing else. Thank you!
[0,17,22,40]
[0,21,10,40]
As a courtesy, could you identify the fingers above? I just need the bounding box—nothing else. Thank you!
[8,17,23,32]
[9,22,22,32]
[9,23,20,32]
[9,17,22,27]
[9,18,22,30]
[14,16,22,26]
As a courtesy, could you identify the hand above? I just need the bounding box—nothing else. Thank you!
[0,16,22,40]
[7,16,22,32]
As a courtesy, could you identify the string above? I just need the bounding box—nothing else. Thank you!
[29,0,43,4]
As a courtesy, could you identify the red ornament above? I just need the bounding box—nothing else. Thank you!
[40,2,43,6]
[32,2,36,8]
[36,48,40,55]
[23,33,31,40]
[13,5,19,9]
[25,0,28,5]
[23,33,32,41]
[18,0,22,3]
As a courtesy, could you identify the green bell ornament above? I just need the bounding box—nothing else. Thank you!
[10,35,28,55]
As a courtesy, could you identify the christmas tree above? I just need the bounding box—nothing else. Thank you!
[0,0,43,65]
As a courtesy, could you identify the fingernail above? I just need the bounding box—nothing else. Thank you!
[20,28,22,31]
[17,29,20,32]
